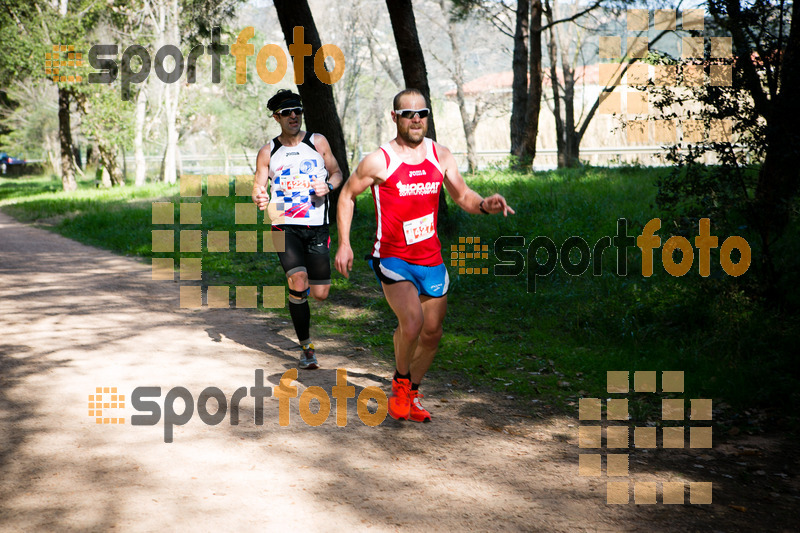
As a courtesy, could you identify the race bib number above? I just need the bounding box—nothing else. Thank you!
[403,213,435,245]
[283,174,311,193]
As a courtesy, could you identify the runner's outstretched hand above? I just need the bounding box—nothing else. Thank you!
[483,194,515,216]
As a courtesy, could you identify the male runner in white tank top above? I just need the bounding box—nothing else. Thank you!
[253,90,343,369]
[335,89,514,422]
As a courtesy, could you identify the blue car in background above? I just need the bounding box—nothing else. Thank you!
[0,152,26,174]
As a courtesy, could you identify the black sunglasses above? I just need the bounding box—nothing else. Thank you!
[276,107,303,117]
[395,108,430,119]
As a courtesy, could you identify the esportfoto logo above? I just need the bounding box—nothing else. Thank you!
[82,26,345,100]
[91,369,388,443]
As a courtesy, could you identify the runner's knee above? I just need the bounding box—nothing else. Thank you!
[287,272,308,292]
[310,285,329,301]
[420,324,443,347]
[398,316,424,341]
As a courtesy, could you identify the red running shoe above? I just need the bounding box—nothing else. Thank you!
[409,390,431,422]
[388,378,411,420]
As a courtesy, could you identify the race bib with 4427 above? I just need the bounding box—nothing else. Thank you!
[403,212,435,245]
[282,175,311,193]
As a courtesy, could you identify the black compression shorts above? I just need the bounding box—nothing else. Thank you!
[271,224,331,285]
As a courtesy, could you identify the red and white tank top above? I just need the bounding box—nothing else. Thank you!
[370,137,444,266]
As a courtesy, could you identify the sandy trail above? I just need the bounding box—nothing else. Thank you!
[0,211,794,532]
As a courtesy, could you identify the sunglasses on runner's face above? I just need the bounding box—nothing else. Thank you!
[395,108,430,119]
[276,107,303,117]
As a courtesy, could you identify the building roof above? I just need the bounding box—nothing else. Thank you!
[444,65,603,98]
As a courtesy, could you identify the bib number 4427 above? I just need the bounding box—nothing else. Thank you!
[403,213,434,245]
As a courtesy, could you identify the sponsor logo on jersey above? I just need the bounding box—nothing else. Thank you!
[397,181,441,197]
[286,151,300,156]
[408,169,427,177]
[300,159,317,174]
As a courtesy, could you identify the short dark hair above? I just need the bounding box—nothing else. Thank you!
[393,88,425,110]
[268,89,302,113]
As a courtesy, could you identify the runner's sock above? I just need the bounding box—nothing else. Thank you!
[411,382,420,391]
[394,370,411,382]
[288,299,311,346]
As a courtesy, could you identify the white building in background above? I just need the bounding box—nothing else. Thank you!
[438,66,727,170]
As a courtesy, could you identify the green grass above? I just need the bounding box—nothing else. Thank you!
[2,169,797,422]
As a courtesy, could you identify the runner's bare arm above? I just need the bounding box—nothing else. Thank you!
[310,134,344,196]
[334,151,386,278]
[437,142,515,216]
[252,145,271,210]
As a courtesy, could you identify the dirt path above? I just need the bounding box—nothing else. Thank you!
[0,211,796,532]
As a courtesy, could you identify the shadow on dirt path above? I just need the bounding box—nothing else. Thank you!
[0,211,796,532]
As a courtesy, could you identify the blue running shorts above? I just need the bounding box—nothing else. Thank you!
[368,256,449,298]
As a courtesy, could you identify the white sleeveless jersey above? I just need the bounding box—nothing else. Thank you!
[268,132,329,226]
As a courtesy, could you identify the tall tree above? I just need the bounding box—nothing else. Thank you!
[0,0,108,190]
[57,86,77,190]
[384,0,438,140]
[545,0,566,167]
[272,0,352,220]
[520,0,543,165]
[428,0,487,173]
[385,0,448,218]
[720,0,800,233]
[708,0,799,294]
[510,0,529,161]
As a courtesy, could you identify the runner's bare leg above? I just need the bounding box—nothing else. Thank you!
[409,295,446,384]
[382,281,424,375]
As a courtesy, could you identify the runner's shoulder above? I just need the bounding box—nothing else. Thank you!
[256,143,272,166]
[431,140,454,161]
[310,133,331,151]
[359,148,390,179]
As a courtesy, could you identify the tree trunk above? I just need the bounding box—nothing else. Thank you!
[273,0,352,221]
[521,0,543,167]
[384,0,437,140]
[442,0,478,173]
[545,2,565,168]
[752,0,799,299]
[121,145,128,183]
[73,145,82,169]
[98,142,124,186]
[162,84,179,183]
[134,87,147,185]
[58,87,77,191]
[159,0,180,184]
[510,0,529,163]
[562,62,579,167]
[384,0,447,219]
[560,29,579,168]
[754,0,800,234]
[48,149,60,177]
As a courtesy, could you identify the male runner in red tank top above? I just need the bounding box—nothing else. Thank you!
[335,89,514,422]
